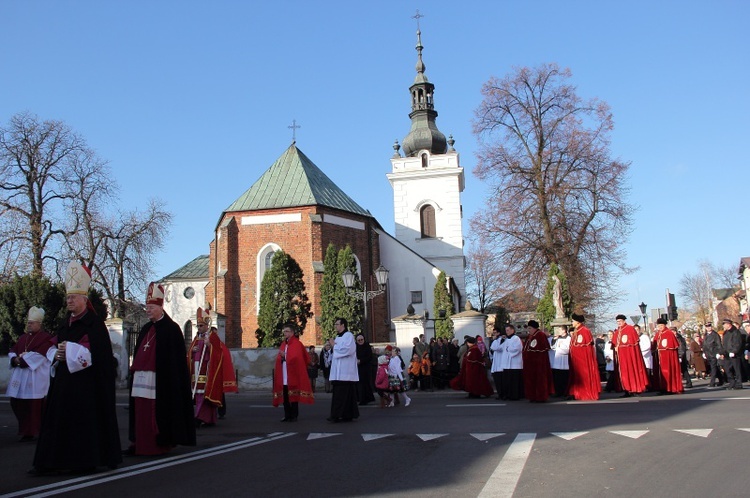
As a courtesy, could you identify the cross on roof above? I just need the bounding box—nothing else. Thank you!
[288,119,301,142]
[412,9,424,29]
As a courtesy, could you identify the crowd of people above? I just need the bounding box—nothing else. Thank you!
[8,274,750,476]
[6,261,240,475]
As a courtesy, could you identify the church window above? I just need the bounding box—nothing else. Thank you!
[257,243,282,312]
[183,320,193,348]
[183,287,195,299]
[411,291,423,304]
[421,153,428,168]
[264,251,276,271]
[420,205,436,238]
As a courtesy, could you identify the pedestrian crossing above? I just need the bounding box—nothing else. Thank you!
[298,428,749,441]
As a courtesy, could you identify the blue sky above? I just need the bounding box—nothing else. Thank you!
[2,1,748,325]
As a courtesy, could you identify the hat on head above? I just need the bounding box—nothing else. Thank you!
[466,336,477,344]
[378,355,389,365]
[27,306,45,322]
[146,282,165,306]
[615,314,627,321]
[385,344,393,351]
[721,318,733,325]
[527,320,540,329]
[656,317,668,325]
[65,261,91,295]
[571,313,585,323]
[705,323,712,327]
[197,307,211,326]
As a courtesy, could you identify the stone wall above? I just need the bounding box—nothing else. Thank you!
[1,348,282,393]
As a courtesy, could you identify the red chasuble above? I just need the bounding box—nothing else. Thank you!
[568,325,601,400]
[449,344,494,397]
[615,324,649,393]
[272,336,314,406]
[654,329,683,393]
[204,332,238,405]
[522,329,555,401]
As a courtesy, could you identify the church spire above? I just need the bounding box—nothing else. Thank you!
[401,19,447,157]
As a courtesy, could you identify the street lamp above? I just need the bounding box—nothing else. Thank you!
[639,302,648,333]
[342,265,389,341]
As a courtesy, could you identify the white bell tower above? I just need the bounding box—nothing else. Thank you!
[386,26,466,302]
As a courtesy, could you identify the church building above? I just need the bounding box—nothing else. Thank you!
[161,28,467,348]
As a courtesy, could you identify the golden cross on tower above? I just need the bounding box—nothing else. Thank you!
[288,119,301,143]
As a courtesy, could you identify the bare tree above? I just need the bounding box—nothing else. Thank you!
[472,63,635,310]
[465,241,506,313]
[678,260,713,326]
[679,259,740,325]
[0,209,32,281]
[64,198,172,318]
[0,112,111,277]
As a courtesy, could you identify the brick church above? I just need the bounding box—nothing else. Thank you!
[161,28,467,348]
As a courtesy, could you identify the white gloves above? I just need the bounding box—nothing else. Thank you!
[716,354,721,359]
[729,352,735,358]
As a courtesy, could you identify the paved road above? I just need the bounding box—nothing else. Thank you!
[2,379,748,497]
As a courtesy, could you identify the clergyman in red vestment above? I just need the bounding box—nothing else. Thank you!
[450,336,494,398]
[522,320,555,402]
[652,318,683,394]
[272,322,314,421]
[567,313,601,401]
[614,314,649,397]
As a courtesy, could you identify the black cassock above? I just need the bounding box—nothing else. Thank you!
[34,311,122,471]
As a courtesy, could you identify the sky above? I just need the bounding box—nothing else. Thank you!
[2,0,748,327]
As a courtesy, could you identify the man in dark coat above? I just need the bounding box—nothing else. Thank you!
[718,318,744,390]
[125,282,196,455]
[702,323,725,387]
[32,261,122,474]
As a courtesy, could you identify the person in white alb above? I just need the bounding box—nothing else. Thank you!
[7,306,53,441]
[551,325,571,398]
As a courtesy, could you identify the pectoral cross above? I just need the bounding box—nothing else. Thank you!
[143,342,151,350]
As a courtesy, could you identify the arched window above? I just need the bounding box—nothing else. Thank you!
[183,320,193,348]
[257,243,282,311]
[264,251,276,271]
[420,205,436,238]
[421,153,428,168]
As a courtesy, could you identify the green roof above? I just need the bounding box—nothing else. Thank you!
[224,144,371,217]
[161,255,209,281]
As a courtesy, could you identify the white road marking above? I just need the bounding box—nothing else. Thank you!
[567,398,639,404]
[307,432,342,440]
[609,430,649,439]
[417,433,448,441]
[673,429,712,438]
[362,433,393,441]
[446,403,506,407]
[551,431,588,440]
[471,433,505,441]
[478,432,536,498]
[4,433,294,498]
[699,397,750,401]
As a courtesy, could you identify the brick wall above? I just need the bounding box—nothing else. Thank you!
[208,206,388,347]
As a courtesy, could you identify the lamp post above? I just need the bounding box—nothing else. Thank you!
[342,265,389,341]
[639,302,648,334]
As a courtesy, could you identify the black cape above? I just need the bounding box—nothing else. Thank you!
[33,310,122,471]
[128,312,196,447]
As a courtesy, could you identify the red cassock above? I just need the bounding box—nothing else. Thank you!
[522,329,555,401]
[272,336,314,406]
[654,329,683,394]
[568,325,601,400]
[615,324,649,393]
[450,345,494,397]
